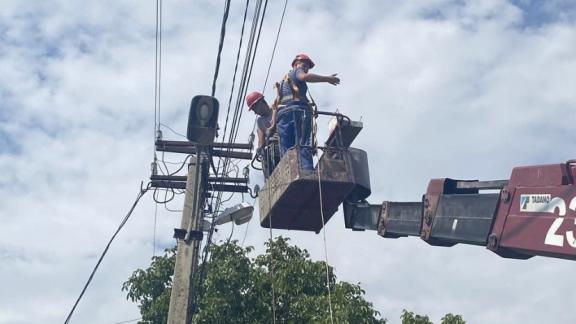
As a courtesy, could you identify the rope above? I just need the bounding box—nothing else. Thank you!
[152,202,158,257]
[267,171,277,323]
[240,197,257,247]
[316,160,334,324]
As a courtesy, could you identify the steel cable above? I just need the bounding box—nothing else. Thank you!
[63,185,150,324]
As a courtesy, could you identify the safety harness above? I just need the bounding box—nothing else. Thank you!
[276,73,303,105]
[272,72,319,155]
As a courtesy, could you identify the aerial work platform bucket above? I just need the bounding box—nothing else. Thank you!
[259,148,357,233]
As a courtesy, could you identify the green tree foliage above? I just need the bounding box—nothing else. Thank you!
[401,309,433,324]
[122,237,386,323]
[440,313,466,324]
[122,247,175,324]
[401,309,467,324]
[123,237,466,324]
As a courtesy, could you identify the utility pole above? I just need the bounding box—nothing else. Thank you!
[167,152,206,324]
[154,95,252,323]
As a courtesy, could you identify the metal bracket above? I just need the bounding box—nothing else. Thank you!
[173,228,187,240]
[173,228,204,241]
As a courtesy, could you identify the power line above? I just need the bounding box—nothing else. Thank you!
[220,0,251,154]
[210,0,263,243]
[154,0,163,142]
[232,0,269,144]
[211,0,232,97]
[113,318,141,324]
[63,185,150,324]
[159,123,187,139]
[198,0,267,306]
[152,0,164,264]
[262,0,288,93]
[227,0,263,149]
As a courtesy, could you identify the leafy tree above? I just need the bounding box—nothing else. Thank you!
[401,309,433,324]
[440,313,466,324]
[401,309,466,324]
[122,247,175,324]
[123,237,386,323]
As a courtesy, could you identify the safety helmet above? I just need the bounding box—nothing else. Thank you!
[245,91,264,110]
[291,53,315,69]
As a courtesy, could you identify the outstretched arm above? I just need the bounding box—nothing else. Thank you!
[297,72,340,85]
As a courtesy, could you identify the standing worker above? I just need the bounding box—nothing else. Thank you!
[276,53,340,170]
[246,91,279,178]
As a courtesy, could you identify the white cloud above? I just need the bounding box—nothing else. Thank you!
[1,0,576,323]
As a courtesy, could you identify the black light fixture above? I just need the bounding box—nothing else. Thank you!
[187,95,219,145]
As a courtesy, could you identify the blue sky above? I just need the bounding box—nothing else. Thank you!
[1,0,576,323]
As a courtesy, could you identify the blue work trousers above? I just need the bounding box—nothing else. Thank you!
[276,107,313,170]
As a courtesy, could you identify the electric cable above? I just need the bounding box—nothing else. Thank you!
[209,0,263,233]
[113,318,141,324]
[151,0,163,266]
[251,0,288,134]
[220,0,251,152]
[63,184,150,324]
[233,0,269,143]
[209,0,264,220]
[159,123,187,139]
[211,0,232,97]
[262,0,288,93]
[196,0,271,316]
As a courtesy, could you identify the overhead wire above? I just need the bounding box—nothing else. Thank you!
[159,122,187,139]
[211,0,232,97]
[208,0,265,226]
[113,318,142,324]
[209,0,263,238]
[233,0,269,143]
[210,0,252,214]
[228,0,267,146]
[192,0,255,317]
[196,0,270,315]
[152,0,164,265]
[262,0,288,94]
[63,185,150,324]
[249,0,287,133]
[207,0,264,254]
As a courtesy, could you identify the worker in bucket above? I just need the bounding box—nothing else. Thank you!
[275,53,340,170]
[245,91,279,178]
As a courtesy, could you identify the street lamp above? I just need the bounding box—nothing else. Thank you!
[186,95,219,145]
[215,202,254,225]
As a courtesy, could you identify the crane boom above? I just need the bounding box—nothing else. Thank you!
[344,161,576,261]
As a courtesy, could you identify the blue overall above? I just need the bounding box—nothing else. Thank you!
[277,68,313,170]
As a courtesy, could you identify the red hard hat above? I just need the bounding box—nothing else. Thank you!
[245,91,264,110]
[291,53,315,69]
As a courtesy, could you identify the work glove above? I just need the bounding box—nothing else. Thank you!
[256,147,265,158]
[265,127,275,138]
